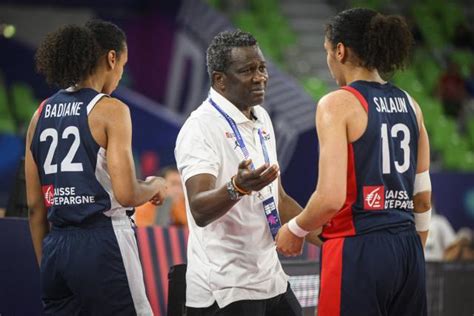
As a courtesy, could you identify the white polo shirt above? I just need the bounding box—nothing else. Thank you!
[175,88,288,308]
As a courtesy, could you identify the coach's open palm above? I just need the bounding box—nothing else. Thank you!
[234,159,279,193]
[275,224,304,257]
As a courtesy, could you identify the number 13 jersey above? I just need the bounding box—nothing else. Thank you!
[322,81,420,239]
[30,88,128,226]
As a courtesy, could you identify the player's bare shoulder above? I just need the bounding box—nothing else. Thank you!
[317,89,363,119]
[90,96,130,126]
[87,97,131,148]
[96,96,129,115]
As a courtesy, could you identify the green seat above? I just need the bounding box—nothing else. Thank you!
[451,50,474,77]
[467,118,474,149]
[303,77,328,101]
[442,133,467,170]
[413,52,441,95]
[412,2,453,49]
[0,83,16,134]
[462,152,474,171]
[419,97,443,125]
[392,69,426,99]
[11,83,38,125]
[206,0,220,9]
[439,2,464,41]
[431,116,456,152]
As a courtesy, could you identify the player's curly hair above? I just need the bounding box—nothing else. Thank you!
[35,20,126,88]
[325,8,413,75]
[206,29,258,83]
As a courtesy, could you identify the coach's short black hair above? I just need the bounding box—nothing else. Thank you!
[206,30,258,83]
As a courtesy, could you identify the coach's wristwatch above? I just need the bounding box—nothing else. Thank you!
[226,180,243,201]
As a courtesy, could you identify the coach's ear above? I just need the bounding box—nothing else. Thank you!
[212,71,225,91]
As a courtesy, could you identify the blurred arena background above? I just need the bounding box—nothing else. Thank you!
[0,0,473,315]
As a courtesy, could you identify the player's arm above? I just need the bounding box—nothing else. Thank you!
[25,111,49,266]
[276,92,348,256]
[185,160,279,227]
[412,100,432,248]
[104,99,166,207]
[277,179,323,246]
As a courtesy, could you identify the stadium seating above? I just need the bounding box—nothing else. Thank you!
[11,82,38,128]
[219,0,474,170]
[0,81,16,134]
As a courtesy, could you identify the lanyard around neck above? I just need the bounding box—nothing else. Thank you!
[209,98,270,167]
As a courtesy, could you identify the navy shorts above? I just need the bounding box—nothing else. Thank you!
[318,227,426,316]
[186,282,301,316]
[40,214,152,315]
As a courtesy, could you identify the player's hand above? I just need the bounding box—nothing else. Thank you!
[146,176,167,205]
[275,223,304,257]
[306,229,324,247]
[234,159,279,193]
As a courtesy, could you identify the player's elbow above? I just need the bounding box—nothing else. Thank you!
[27,197,47,220]
[28,205,46,222]
[325,200,345,215]
[320,193,345,216]
[317,182,346,214]
[111,177,147,207]
[115,191,137,207]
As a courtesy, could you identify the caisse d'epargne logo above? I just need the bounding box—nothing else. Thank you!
[42,185,54,207]
[363,186,385,210]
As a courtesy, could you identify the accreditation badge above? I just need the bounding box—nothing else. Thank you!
[259,188,281,239]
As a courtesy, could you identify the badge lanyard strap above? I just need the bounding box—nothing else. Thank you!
[209,98,281,239]
[209,98,270,168]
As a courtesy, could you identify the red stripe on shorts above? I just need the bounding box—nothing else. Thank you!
[318,238,345,316]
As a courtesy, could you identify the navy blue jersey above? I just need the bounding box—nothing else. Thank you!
[31,88,127,226]
[322,81,419,239]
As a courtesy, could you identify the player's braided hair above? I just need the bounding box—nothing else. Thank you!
[325,8,413,75]
[36,19,126,88]
[206,29,258,83]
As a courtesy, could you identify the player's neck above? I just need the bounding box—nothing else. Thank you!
[75,78,104,93]
[345,67,385,85]
[74,68,107,93]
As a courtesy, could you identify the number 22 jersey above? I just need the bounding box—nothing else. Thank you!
[322,80,420,239]
[30,88,128,226]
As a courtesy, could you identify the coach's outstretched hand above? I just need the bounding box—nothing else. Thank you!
[275,224,304,257]
[233,159,279,193]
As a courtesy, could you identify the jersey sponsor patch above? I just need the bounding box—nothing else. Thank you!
[363,186,385,210]
[225,131,235,138]
[41,185,96,207]
[261,129,271,141]
[42,184,55,207]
